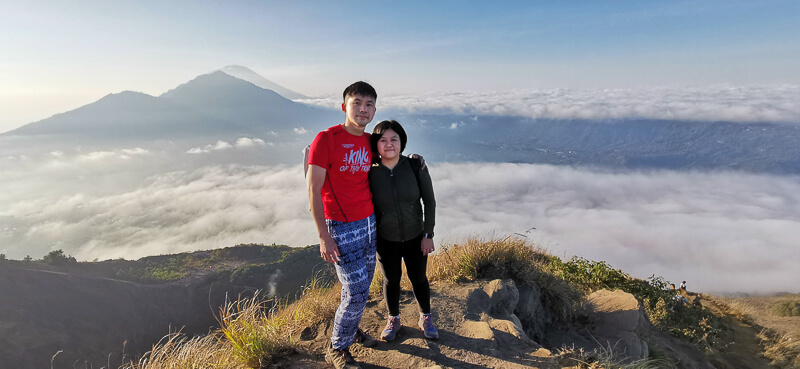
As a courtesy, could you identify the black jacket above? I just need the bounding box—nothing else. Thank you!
[368,156,436,242]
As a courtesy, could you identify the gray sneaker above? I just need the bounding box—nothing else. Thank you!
[381,316,401,341]
[418,314,439,340]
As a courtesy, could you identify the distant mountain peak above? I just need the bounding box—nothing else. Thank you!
[221,65,256,74]
[216,65,308,100]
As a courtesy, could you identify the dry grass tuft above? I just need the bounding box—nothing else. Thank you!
[121,276,341,369]
[121,331,245,369]
[428,236,582,322]
[557,344,675,369]
[216,292,292,367]
[757,329,800,369]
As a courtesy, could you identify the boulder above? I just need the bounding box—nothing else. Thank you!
[484,279,520,317]
[515,284,547,342]
[583,289,651,360]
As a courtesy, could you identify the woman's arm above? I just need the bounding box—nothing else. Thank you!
[419,163,436,238]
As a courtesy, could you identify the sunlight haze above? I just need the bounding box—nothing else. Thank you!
[2,1,799,132]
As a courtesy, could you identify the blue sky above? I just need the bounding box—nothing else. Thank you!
[1,0,799,131]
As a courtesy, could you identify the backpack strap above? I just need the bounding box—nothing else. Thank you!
[304,130,334,178]
[408,156,422,190]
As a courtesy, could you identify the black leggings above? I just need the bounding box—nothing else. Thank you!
[376,233,431,316]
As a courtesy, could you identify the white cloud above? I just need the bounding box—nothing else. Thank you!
[298,85,800,123]
[187,138,266,154]
[294,127,309,134]
[431,163,800,294]
[234,137,266,148]
[73,148,150,162]
[1,162,797,294]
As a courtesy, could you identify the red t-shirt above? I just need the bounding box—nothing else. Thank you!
[308,125,373,222]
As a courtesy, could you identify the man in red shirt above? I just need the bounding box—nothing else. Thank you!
[307,81,377,369]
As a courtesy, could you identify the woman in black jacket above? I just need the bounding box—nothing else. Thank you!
[369,120,438,341]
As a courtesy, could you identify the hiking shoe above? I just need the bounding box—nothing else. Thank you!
[381,316,401,341]
[325,346,360,369]
[354,328,377,347]
[418,314,439,340]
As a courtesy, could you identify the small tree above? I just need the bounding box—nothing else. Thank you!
[0,254,6,261]
[42,249,77,266]
[23,255,32,262]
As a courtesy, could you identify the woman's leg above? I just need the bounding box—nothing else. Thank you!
[402,234,431,314]
[376,235,403,317]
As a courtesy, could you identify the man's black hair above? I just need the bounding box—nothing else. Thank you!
[371,120,407,154]
[343,81,377,102]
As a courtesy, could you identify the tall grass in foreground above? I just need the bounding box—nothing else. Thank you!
[121,277,340,369]
[121,332,245,369]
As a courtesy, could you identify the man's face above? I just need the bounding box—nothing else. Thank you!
[342,94,376,127]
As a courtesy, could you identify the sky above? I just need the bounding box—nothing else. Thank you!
[2,0,800,132]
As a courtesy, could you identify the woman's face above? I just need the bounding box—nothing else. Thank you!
[377,129,401,160]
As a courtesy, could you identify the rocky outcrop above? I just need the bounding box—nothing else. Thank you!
[582,289,651,361]
[462,279,538,348]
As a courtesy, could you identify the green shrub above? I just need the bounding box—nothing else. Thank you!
[548,256,727,351]
[42,249,78,266]
[769,301,800,317]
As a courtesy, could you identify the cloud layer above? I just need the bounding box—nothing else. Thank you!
[3,156,798,293]
[299,85,800,123]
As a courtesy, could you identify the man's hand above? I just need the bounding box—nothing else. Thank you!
[421,237,435,256]
[319,234,340,263]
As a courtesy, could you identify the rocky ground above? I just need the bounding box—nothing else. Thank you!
[269,280,774,369]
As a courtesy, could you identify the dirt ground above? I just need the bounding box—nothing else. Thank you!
[279,281,560,369]
[269,281,782,369]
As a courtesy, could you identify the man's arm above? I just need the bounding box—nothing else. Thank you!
[307,164,340,263]
[408,153,427,170]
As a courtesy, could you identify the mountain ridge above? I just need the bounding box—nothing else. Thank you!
[3,69,337,138]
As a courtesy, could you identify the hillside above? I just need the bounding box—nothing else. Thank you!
[0,244,335,368]
[10,237,783,369]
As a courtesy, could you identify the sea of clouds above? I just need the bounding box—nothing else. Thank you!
[2,141,798,294]
[2,84,799,294]
[299,85,800,124]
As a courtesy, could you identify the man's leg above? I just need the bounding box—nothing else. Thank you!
[327,215,376,350]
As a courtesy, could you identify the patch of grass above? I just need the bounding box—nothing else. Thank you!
[215,276,341,367]
[217,293,291,367]
[121,331,245,369]
[769,301,800,317]
[549,256,727,351]
[757,329,800,369]
[121,275,341,368]
[557,344,676,369]
[429,236,582,322]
